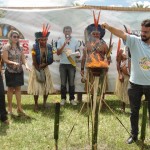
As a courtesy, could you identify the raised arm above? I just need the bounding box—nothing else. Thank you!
[57,43,66,55]
[101,22,127,41]
[57,38,70,55]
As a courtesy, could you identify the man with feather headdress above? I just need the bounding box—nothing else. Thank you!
[28,24,54,111]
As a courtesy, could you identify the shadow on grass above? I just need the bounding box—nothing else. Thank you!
[10,95,132,118]
[11,94,144,124]
[100,99,131,116]
[9,114,35,124]
[136,140,150,150]
[21,102,78,122]
[22,103,56,118]
[74,99,131,117]
[39,99,130,119]
[0,123,9,136]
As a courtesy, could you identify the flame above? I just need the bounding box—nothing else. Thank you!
[86,53,108,68]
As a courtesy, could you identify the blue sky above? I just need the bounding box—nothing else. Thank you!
[83,0,150,7]
[0,0,150,7]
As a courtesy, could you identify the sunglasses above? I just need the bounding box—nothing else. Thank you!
[12,35,19,39]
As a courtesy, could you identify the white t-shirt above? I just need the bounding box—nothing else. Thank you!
[57,37,79,64]
[126,35,150,85]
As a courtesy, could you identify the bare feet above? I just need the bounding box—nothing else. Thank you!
[17,109,26,116]
[121,108,125,113]
[34,105,39,112]
[121,102,126,112]
[43,102,51,109]
[8,111,14,115]
[43,102,46,108]
[7,108,13,115]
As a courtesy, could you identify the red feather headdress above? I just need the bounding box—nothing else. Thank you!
[93,10,101,30]
[42,23,51,37]
[35,24,51,39]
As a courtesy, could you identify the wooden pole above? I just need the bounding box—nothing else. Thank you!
[91,69,106,150]
[54,103,60,150]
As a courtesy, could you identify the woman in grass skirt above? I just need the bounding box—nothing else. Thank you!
[28,24,54,111]
[115,46,131,112]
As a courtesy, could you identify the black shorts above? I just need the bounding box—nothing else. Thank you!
[5,69,24,87]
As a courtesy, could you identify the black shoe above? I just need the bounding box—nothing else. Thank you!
[127,136,137,144]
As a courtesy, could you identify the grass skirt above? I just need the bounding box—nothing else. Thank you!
[115,74,129,104]
[28,66,54,95]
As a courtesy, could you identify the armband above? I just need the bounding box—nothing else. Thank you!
[31,50,36,56]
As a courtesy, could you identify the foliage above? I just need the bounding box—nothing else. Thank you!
[0,10,6,18]
[132,2,150,8]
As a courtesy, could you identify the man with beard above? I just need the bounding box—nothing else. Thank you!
[101,19,150,144]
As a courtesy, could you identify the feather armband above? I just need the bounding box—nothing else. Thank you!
[31,50,36,56]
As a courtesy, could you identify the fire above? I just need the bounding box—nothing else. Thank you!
[86,53,108,68]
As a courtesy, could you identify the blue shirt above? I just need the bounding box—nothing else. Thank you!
[126,35,150,85]
[57,37,79,64]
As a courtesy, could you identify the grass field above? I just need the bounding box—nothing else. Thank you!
[0,94,150,150]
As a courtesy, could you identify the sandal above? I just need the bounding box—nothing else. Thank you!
[17,110,26,116]
[8,112,14,115]
[2,119,10,125]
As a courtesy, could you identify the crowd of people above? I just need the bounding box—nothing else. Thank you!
[0,19,150,146]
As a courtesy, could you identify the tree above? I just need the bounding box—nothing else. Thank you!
[132,2,150,8]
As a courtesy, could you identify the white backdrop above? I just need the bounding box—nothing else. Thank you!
[0,7,149,92]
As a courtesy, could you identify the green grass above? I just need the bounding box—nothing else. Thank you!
[0,94,150,150]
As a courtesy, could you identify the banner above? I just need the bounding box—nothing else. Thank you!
[0,7,149,92]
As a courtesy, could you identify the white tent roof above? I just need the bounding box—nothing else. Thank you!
[1,0,78,7]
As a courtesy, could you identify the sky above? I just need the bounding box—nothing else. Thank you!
[83,0,150,7]
[0,0,150,7]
